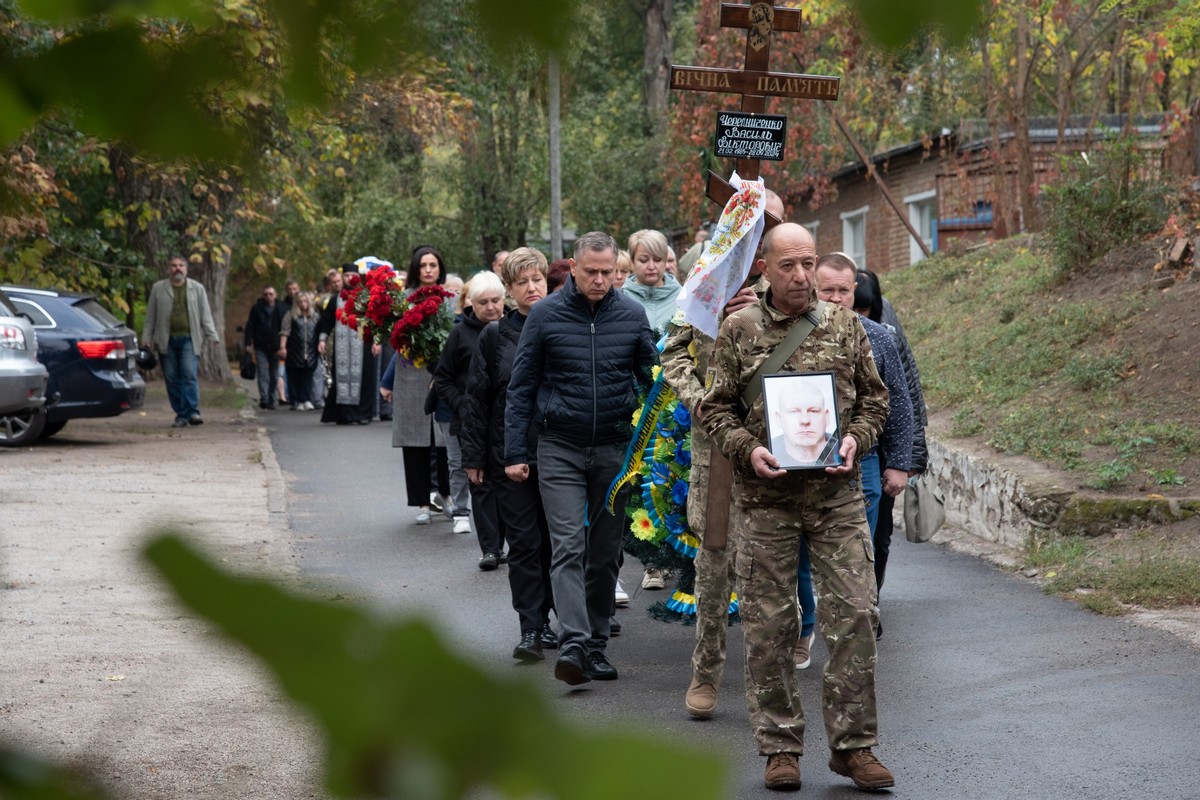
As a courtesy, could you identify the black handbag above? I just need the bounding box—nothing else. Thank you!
[240,351,257,381]
[423,380,438,414]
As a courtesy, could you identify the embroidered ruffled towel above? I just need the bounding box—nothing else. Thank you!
[676,172,767,339]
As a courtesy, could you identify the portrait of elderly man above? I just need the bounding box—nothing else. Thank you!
[764,373,841,469]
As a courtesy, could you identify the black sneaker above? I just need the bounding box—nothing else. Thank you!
[512,630,543,662]
[585,649,618,681]
[554,644,591,686]
[478,553,499,571]
[538,623,559,650]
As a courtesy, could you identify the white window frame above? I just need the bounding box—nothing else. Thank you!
[802,220,819,248]
[839,205,868,270]
[904,189,937,265]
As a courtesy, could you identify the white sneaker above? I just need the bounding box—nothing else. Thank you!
[303,401,315,410]
[795,632,815,670]
[641,568,666,590]
[614,580,630,607]
[452,516,471,534]
[415,510,431,525]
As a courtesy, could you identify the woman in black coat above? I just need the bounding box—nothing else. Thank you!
[459,249,557,662]
[433,271,506,543]
[279,292,321,410]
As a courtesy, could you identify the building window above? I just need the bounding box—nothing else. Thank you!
[802,220,819,248]
[904,189,937,265]
[840,206,868,270]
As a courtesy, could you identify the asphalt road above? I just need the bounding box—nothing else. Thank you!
[263,409,1200,799]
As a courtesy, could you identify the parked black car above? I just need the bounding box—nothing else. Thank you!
[1,286,145,439]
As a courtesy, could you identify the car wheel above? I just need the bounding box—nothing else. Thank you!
[0,407,47,447]
[40,420,67,439]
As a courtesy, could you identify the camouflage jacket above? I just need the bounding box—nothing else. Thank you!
[698,289,889,508]
[660,322,715,467]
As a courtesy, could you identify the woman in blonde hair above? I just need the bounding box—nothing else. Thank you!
[279,292,320,410]
[623,229,681,338]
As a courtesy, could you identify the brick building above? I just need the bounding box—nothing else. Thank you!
[799,115,1192,274]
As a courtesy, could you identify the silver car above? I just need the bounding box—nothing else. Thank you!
[0,286,49,446]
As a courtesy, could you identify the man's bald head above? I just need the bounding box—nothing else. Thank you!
[762,222,814,258]
[765,189,784,221]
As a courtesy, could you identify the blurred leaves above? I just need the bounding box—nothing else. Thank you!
[143,533,727,799]
[0,746,108,800]
[849,0,984,48]
[0,0,584,165]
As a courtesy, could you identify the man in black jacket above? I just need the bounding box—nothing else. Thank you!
[244,286,284,409]
[504,231,658,685]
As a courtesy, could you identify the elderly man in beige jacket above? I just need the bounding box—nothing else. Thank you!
[142,256,220,428]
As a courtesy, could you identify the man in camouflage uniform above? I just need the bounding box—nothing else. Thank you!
[698,223,894,792]
[664,192,782,720]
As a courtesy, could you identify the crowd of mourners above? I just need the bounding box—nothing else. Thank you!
[245,213,927,793]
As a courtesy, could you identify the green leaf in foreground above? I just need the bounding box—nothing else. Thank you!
[849,0,983,47]
[143,533,727,800]
[0,746,108,800]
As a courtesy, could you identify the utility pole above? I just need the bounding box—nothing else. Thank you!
[548,52,563,260]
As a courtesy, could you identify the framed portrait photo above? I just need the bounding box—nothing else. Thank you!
[761,371,843,470]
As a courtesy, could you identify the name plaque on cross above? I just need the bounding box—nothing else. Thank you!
[714,112,787,161]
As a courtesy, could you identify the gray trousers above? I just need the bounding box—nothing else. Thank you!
[536,437,627,651]
[436,421,471,516]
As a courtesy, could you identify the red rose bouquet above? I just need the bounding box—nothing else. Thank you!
[336,267,454,368]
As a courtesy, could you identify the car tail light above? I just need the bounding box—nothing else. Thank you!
[76,339,127,360]
[0,324,29,350]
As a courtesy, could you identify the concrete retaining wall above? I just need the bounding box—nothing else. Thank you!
[922,435,1198,547]
[924,437,1073,549]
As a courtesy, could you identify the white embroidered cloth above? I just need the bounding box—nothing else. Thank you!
[676,172,767,339]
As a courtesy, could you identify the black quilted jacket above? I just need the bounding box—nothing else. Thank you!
[459,309,526,474]
[503,276,658,463]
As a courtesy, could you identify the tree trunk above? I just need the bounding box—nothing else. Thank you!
[642,0,672,138]
[1011,4,1040,232]
[979,34,1011,238]
[192,250,232,382]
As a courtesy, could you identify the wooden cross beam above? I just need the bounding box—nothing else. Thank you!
[671,1,841,225]
[670,2,842,552]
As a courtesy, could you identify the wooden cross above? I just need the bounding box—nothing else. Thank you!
[671,1,841,223]
[671,3,841,552]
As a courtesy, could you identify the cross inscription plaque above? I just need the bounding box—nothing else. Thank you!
[670,1,841,218]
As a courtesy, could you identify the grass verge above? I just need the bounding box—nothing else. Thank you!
[883,236,1199,493]
[1022,526,1200,615]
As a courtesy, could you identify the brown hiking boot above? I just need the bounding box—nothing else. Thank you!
[828,747,895,790]
[684,677,717,719]
[764,752,801,791]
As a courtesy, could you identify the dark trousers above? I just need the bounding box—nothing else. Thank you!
[537,437,627,651]
[402,446,449,507]
[468,475,505,557]
[287,366,314,406]
[876,492,895,590]
[254,349,279,404]
[494,466,554,634]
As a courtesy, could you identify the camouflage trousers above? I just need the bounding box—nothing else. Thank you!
[689,461,738,685]
[735,478,879,755]
[691,532,737,685]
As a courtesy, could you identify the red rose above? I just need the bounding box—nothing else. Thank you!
[345,272,361,288]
